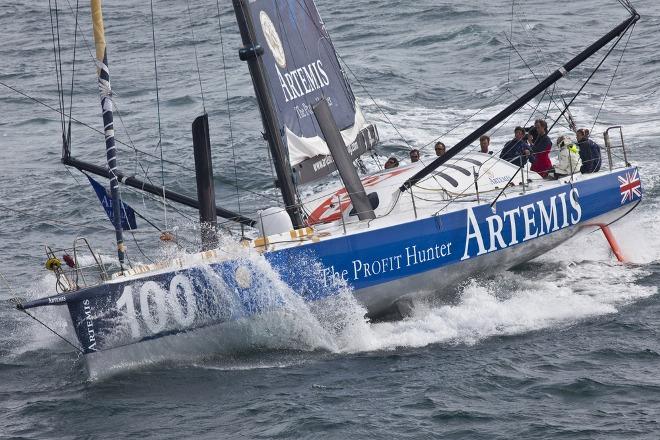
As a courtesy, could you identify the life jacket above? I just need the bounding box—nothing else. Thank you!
[555,143,582,175]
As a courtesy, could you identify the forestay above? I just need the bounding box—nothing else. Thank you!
[245,0,377,184]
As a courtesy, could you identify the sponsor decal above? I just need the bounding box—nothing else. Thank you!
[618,169,641,204]
[461,187,582,260]
[308,139,360,173]
[82,299,97,352]
[115,275,197,338]
[260,11,286,69]
[312,155,335,173]
[322,241,454,287]
[485,169,512,186]
[276,59,330,103]
[488,175,512,186]
[319,187,583,287]
[47,295,66,304]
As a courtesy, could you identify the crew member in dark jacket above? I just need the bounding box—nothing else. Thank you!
[528,119,552,178]
[576,128,602,173]
[500,126,529,167]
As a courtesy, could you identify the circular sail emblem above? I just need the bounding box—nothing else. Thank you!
[259,11,286,69]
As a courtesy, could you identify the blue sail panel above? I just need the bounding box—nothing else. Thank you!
[86,174,138,231]
[246,0,375,183]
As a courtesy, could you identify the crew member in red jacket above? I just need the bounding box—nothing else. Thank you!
[528,119,552,177]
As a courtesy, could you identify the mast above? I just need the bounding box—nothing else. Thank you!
[232,0,304,229]
[400,11,639,192]
[63,2,256,229]
[313,98,375,221]
[90,0,126,269]
[192,114,219,250]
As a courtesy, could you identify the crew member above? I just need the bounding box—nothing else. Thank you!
[479,135,492,154]
[435,141,446,157]
[500,126,528,167]
[553,135,582,178]
[384,156,399,169]
[528,119,552,177]
[576,128,602,173]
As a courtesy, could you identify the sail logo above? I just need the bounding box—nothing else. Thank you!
[461,188,582,261]
[276,60,330,103]
[259,11,330,104]
[260,11,286,69]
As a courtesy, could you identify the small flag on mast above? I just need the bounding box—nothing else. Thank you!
[85,174,138,230]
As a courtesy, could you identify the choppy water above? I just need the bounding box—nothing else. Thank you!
[1,0,659,438]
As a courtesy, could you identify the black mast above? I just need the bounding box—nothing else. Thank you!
[231,0,304,229]
[400,12,639,192]
[192,114,219,250]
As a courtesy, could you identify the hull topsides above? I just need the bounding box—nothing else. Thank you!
[59,167,641,357]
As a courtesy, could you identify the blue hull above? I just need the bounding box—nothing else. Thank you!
[59,168,641,356]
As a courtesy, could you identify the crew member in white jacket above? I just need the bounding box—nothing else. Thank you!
[553,135,582,178]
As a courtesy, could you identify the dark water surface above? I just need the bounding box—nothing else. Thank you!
[1,0,659,438]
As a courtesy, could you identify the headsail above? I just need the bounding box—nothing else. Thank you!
[245,0,378,184]
[86,174,138,231]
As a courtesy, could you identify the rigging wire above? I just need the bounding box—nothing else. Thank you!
[0,79,282,207]
[414,5,639,214]
[54,0,66,138]
[591,22,636,132]
[545,83,556,119]
[58,0,170,204]
[336,55,414,150]
[5,0,173,193]
[59,0,159,197]
[508,8,567,117]
[420,90,510,150]
[29,0,636,234]
[109,102,158,187]
[548,21,634,133]
[120,184,197,224]
[215,0,244,235]
[65,0,80,152]
[62,0,95,65]
[502,32,554,106]
[186,0,207,113]
[507,0,515,85]
[48,0,66,140]
[0,272,85,354]
[233,0,279,197]
[149,0,169,232]
[616,0,635,14]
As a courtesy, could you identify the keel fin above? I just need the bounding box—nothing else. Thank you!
[599,224,626,263]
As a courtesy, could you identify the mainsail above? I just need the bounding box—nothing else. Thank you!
[244,0,378,184]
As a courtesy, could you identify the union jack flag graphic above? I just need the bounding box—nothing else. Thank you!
[618,169,641,204]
